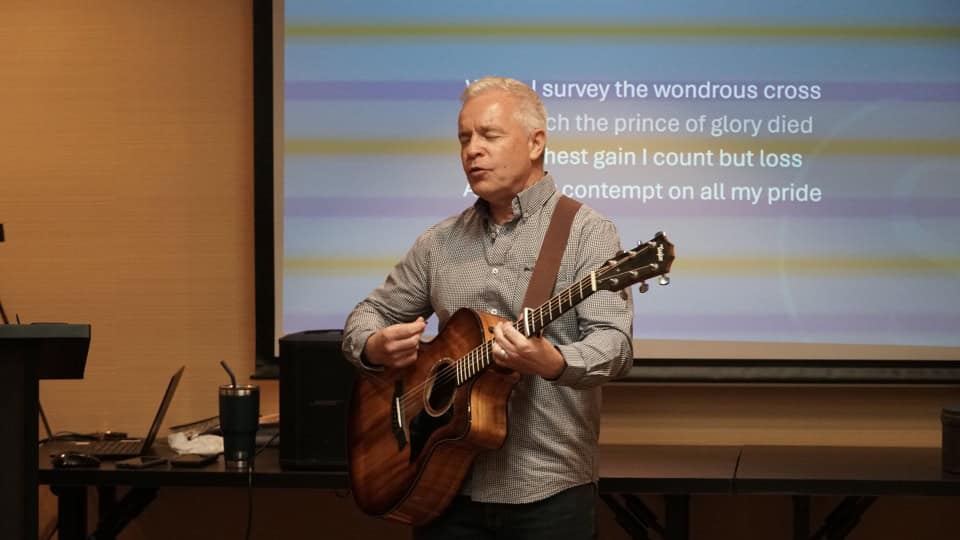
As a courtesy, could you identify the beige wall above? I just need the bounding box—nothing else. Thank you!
[2,0,261,434]
[3,2,956,538]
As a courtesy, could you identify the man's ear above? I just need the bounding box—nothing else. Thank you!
[528,128,546,161]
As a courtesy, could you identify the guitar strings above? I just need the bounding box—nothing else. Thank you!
[396,264,620,409]
[394,244,661,420]
[397,274,592,409]
[396,253,655,410]
[397,264,649,410]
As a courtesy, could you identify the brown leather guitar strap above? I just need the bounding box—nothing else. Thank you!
[522,195,582,311]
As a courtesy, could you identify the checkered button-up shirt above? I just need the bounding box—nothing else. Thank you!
[342,176,634,504]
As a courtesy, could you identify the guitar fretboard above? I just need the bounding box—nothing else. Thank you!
[453,271,596,386]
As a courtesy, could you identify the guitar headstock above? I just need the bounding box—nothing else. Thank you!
[595,232,675,293]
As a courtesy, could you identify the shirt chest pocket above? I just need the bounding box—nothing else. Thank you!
[434,258,524,319]
[515,254,578,313]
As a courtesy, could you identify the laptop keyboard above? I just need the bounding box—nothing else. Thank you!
[85,439,142,455]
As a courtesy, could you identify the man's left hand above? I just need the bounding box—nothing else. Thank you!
[491,322,566,379]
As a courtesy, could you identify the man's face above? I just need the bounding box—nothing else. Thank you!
[458,91,544,206]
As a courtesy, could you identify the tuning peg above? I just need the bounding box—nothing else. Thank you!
[609,278,619,287]
[659,275,670,286]
[638,282,649,294]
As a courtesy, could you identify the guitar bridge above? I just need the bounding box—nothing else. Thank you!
[391,380,407,451]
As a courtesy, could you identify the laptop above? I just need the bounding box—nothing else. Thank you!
[49,365,185,459]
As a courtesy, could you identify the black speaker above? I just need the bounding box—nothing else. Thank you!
[279,329,356,470]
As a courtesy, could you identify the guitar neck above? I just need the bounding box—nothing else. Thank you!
[454,272,597,386]
[519,271,599,338]
[452,231,674,387]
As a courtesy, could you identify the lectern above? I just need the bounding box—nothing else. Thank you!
[0,323,90,540]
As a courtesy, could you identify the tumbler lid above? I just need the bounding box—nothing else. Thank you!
[219,384,258,397]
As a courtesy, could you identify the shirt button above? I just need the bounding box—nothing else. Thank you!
[492,268,499,275]
[490,308,499,315]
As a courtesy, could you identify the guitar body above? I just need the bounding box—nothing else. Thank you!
[348,308,520,526]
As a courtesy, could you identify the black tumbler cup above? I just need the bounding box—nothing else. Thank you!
[219,384,260,469]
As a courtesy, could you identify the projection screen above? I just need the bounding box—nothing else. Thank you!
[274,1,960,362]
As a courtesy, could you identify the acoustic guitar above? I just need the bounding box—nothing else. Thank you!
[348,232,675,525]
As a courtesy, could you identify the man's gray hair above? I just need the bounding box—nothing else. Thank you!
[461,77,547,134]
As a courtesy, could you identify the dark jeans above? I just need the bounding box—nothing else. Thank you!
[412,483,597,540]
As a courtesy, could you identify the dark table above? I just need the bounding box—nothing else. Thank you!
[40,444,960,540]
[599,445,741,540]
[40,443,737,540]
[735,446,960,540]
[39,445,346,540]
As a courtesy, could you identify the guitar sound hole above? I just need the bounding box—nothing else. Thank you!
[425,359,456,417]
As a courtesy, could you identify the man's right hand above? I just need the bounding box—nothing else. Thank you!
[363,317,426,369]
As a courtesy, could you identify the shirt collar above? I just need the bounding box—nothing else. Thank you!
[473,174,557,222]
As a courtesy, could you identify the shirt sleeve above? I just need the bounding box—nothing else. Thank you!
[550,214,634,388]
[341,226,436,370]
